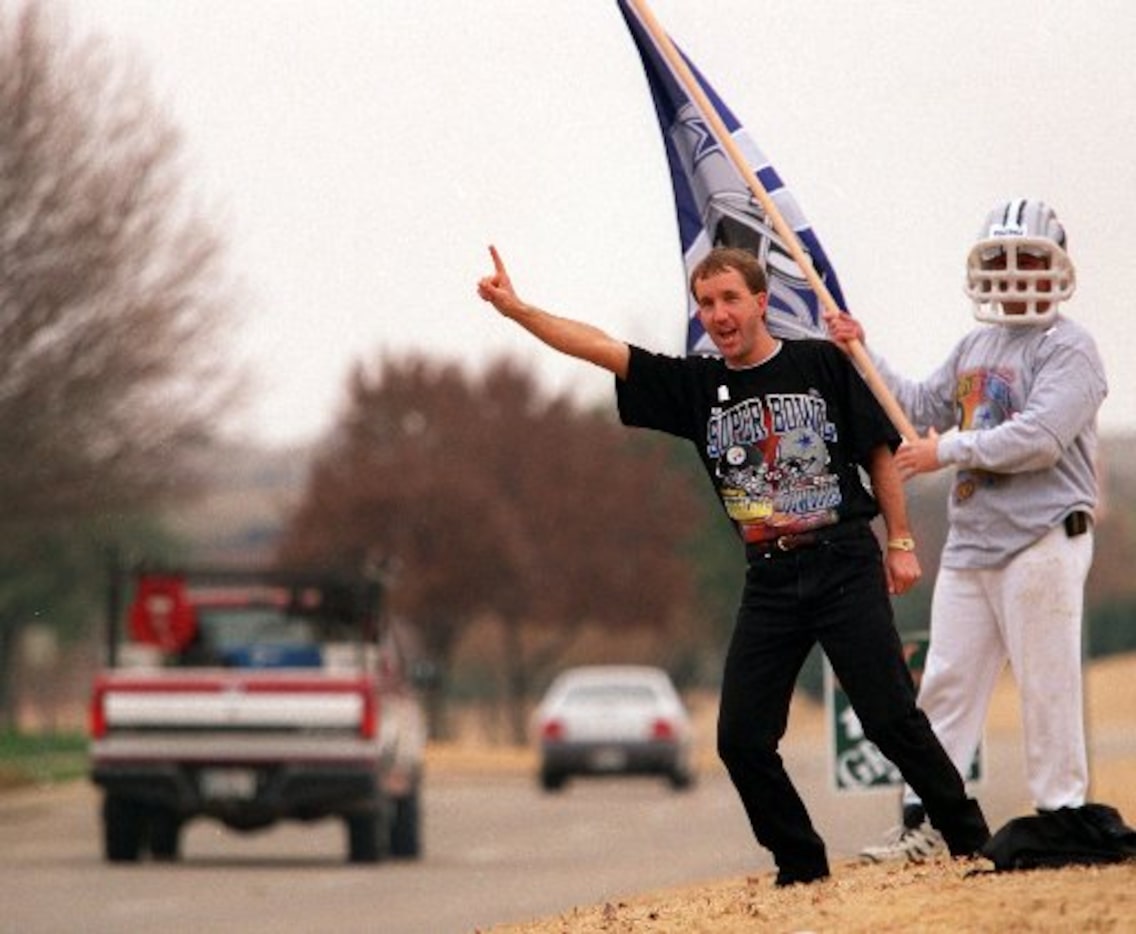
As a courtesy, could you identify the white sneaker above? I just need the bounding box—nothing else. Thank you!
[859,820,946,863]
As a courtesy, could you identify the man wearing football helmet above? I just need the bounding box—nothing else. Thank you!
[827,198,1108,862]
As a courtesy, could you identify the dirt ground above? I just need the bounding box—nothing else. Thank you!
[480,654,1136,934]
[483,860,1135,933]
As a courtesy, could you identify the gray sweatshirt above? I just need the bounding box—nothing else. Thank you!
[869,315,1107,569]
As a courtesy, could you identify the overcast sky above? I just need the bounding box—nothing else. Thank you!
[74,0,1135,445]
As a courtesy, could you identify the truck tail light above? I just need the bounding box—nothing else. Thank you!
[360,688,378,739]
[540,719,565,741]
[89,685,107,739]
[651,718,676,741]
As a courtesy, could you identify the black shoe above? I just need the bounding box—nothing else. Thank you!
[940,798,991,857]
[774,868,830,887]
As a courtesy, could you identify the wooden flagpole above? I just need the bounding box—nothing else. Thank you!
[625,0,917,442]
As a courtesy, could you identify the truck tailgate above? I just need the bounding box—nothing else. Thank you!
[90,671,379,763]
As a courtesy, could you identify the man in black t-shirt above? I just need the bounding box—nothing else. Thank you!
[476,245,988,885]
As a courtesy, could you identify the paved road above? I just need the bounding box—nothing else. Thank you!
[0,728,1050,934]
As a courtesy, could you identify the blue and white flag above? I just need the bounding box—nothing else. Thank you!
[616,1,847,353]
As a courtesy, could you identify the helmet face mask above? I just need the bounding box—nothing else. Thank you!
[965,200,1075,326]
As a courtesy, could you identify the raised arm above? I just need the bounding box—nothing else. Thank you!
[477,245,630,379]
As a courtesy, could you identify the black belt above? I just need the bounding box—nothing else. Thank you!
[746,520,871,559]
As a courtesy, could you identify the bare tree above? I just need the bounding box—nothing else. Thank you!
[278,356,699,741]
[0,2,241,521]
[0,2,243,726]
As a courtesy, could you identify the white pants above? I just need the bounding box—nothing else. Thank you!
[904,523,1093,812]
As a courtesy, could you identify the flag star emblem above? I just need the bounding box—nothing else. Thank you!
[677,112,718,167]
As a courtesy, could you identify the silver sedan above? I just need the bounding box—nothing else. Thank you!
[531,665,696,792]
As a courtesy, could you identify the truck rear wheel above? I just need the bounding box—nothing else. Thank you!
[389,790,421,859]
[346,811,389,864]
[103,796,144,863]
[148,807,182,861]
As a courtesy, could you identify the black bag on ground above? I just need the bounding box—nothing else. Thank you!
[981,803,1136,871]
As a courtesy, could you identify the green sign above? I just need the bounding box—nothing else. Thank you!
[826,632,982,791]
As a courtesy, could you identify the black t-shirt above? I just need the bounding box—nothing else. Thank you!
[616,340,900,544]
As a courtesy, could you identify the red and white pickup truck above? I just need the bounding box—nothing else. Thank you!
[88,565,426,864]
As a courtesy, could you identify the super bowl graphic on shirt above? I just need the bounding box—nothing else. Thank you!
[706,390,842,542]
[953,366,1015,503]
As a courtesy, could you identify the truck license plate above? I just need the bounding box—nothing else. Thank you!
[200,768,258,800]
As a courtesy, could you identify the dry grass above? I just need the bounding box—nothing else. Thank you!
[485,859,1136,933]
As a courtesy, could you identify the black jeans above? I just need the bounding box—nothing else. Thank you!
[717,525,987,881]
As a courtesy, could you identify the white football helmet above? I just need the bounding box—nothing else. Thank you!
[964,198,1075,326]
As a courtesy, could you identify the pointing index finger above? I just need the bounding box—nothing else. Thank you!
[488,244,506,276]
